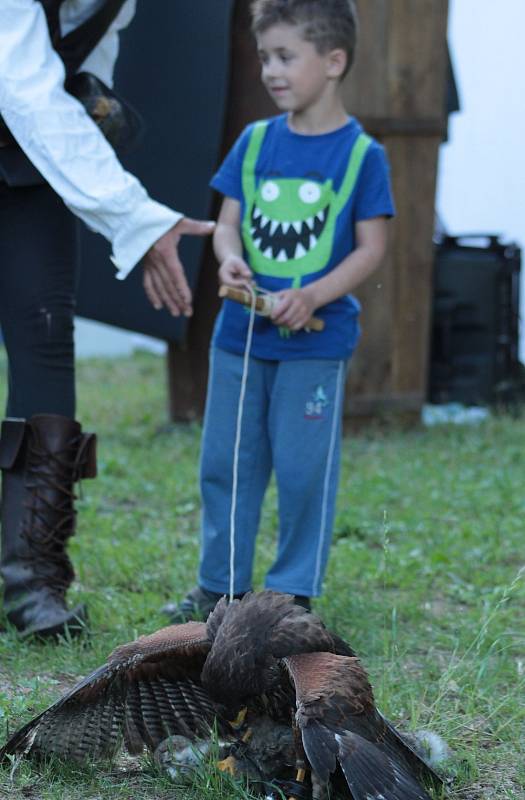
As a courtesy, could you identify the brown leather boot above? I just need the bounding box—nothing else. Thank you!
[0,415,96,638]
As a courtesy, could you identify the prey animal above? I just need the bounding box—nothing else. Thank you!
[0,591,443,799]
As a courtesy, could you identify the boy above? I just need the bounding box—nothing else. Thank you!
[165,0,394,621]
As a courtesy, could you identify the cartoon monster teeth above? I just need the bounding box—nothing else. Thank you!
[294,243,308,259]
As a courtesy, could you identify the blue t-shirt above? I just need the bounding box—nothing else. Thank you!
[210,114,395,361]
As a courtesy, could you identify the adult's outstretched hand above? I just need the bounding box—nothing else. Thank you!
[142,217,215,316]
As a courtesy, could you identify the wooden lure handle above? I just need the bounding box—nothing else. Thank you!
[219,285,325,332]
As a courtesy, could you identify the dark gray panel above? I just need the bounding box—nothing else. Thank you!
[76,1,235,341]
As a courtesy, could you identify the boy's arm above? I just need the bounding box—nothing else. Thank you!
[214,197,253,287]
[271,216,389,331]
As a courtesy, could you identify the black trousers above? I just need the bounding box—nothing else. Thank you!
[0,181,79,419]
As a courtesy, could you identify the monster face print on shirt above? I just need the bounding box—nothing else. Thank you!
[241,120,371,287]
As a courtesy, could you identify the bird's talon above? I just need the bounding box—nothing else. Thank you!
[217,755,238,775]
[241,727,253,743]
[230,707,248,729]
[286,766,308,799]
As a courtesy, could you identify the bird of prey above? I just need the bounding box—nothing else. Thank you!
[0,591,443,800]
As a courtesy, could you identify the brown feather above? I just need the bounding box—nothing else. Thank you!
[285,652,375,720]
[108,621,209,665]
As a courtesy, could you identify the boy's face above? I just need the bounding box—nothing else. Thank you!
[256,24,339,114]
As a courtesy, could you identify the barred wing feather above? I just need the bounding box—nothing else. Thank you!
[0,622,217,763]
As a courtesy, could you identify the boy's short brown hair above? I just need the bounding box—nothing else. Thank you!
[251,0,358,77]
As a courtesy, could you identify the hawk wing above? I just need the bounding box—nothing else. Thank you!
[1,622,223,763]
[284,652,441,800]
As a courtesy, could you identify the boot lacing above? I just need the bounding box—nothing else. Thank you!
[20,434,88,595]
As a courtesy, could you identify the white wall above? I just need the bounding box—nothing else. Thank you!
[75,318,165,358]
[437,0,525,361]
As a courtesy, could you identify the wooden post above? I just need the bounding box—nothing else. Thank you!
[342,0,449,424]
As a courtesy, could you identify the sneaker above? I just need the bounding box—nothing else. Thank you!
[160,586,224,623]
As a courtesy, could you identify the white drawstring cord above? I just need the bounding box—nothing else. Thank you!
[228,284,257,602]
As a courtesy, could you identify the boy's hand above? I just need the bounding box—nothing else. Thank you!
[271,287,318,331]
[219,255,254,288]
[142,217,215,316]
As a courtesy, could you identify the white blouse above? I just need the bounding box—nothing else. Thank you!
[0,0,182,279]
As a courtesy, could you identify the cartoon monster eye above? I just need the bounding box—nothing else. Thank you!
[299,181,321,204]
[261,181,280,202]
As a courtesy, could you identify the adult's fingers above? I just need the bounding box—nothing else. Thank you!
[146,229,194,315]
[141,218,214,315]
[158,241,193,315]
[143,245,190,315]
[143,266,164,312]
[143,260,184,316]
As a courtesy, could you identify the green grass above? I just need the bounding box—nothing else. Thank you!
[0,350,524,799]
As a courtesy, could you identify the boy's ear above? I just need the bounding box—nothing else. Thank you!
[326,48,348,80]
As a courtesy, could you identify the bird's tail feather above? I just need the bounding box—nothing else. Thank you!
[303,722,436,800]
[378,713,445,789]
[337,730,435,800]
[302,720,338,782]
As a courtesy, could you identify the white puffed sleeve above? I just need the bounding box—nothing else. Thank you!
[0,0,182,279]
